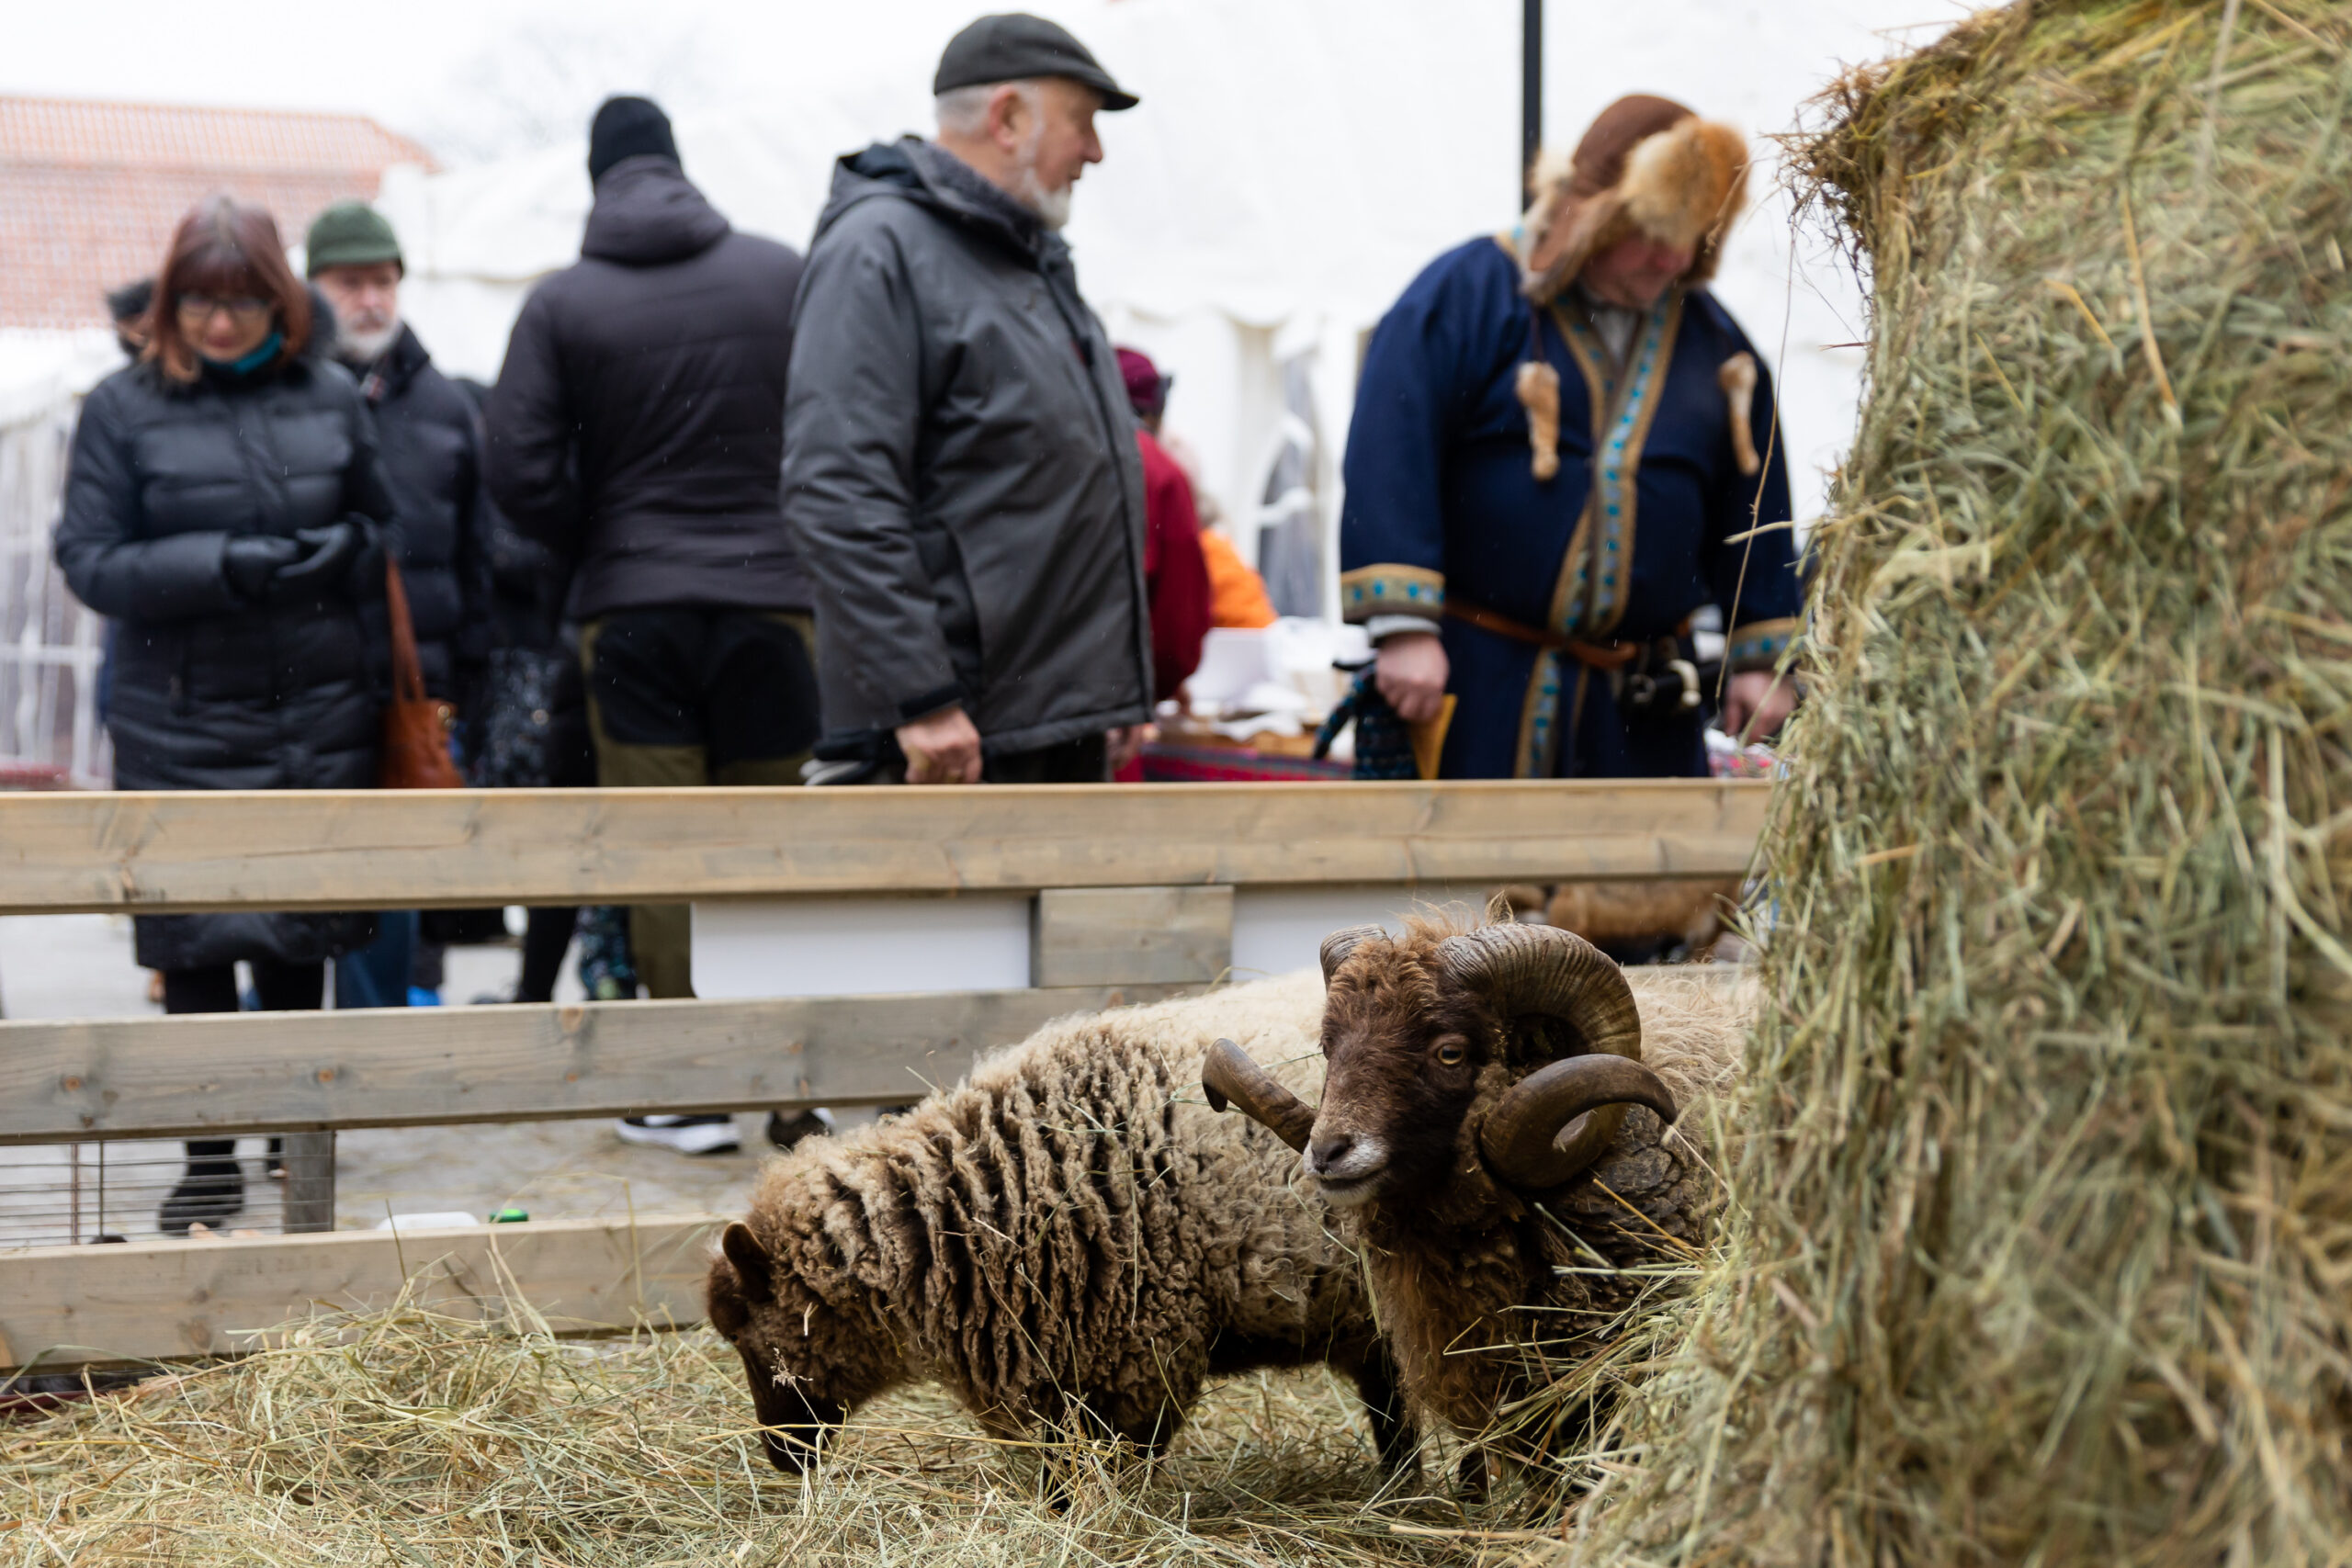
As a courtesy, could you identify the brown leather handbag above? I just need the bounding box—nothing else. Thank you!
[379,558,465,789]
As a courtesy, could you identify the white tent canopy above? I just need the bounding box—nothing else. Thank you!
[369,0,1939,609]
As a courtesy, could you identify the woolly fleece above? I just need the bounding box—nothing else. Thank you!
[724,972,1378,1451]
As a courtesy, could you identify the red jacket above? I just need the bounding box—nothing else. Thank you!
[1137,430,1212,702]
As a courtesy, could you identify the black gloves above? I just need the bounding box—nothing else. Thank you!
[278,522,369,592]
[222,535,304,601]
[225,520,383,604]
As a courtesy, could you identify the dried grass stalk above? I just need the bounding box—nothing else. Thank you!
[1539,0,2352,1561]
[1,1284,1514,1564]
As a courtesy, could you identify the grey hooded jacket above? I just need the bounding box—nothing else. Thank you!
[783,138,1151,757]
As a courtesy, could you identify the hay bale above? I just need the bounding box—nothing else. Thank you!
[1545,1,2352,1561]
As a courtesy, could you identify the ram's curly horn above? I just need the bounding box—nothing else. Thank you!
[1436,924,1658,1189]
[1434,924,1644,1060]
[1479,1053,1679,1190]
[1202,1038,1317,1152]
[1319,925,1386,985]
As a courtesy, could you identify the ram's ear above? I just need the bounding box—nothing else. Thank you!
[721,1222,776,1303]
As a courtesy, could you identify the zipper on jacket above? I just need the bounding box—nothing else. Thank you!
[1036,271,1152,716]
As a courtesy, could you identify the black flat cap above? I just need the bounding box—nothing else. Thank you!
[934,13,1138,111]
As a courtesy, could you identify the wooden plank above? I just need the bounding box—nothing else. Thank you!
[0,1213,718,1370]
[1031,886,1234,987]
[279,1131,334,1233]
[0,986,1191,1145]
[0,779,1770,913]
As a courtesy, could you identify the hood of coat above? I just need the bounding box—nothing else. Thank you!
[582,155,731,265]
[813,137,1062,270]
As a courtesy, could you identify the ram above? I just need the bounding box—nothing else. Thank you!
[705,977,1414,1475]
[1204,919,1745,1477]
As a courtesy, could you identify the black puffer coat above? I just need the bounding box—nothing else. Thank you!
[354,323,491,701]
[55,341,392,970]
[484,154,809,618]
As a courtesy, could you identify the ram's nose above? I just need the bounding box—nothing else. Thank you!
[1304,1129,1389,1201]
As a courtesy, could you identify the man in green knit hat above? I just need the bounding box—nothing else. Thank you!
[306,200,492,1010]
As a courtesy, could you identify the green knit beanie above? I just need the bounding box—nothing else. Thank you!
[305,202,402,276]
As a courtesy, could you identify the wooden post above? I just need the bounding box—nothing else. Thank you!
[1522,0,1544,206]
[279,1131,335,1233]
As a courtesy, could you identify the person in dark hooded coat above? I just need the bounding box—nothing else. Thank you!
[482,96,816,1157]
[54,196,391,1234]
[308,200,496,1010]
[783,15,1153,790]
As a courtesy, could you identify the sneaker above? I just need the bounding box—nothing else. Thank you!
[615,1114,741,1156]
[765,1108,836,1151]
[159,1159,245,1235]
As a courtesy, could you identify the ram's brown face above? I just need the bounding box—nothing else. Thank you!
[1306,953,1493,1206]
[704,1224,885,1472]
[1199,923,1679,1213]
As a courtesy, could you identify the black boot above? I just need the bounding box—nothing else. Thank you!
[765,1110,832,1151]
[159,1140,244,1235]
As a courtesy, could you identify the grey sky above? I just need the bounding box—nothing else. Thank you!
[5,0,1020,161]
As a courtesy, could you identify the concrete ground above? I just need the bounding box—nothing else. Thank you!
[0,914,776,1247]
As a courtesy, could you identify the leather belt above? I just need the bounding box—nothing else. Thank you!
[1445,598,1668,671]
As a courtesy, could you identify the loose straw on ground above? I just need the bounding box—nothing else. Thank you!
[1,1282,1521,1565]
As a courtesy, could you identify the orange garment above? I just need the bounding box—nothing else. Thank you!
[1200,528,1277,628]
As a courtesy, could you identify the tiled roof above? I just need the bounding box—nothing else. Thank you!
[0,96,436,331]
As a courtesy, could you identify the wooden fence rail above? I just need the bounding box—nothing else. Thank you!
[0,779,1772,1369]
[0,779,1768,912]
[0,987,1182,1145]
[0,1215,717,1369]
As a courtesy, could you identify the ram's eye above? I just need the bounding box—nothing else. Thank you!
[1434,1040,1468,1066]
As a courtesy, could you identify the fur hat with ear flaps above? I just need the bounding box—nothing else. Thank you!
[1517,94,1750,305]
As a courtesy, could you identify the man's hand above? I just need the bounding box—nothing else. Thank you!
[1106,724,1149,775]
[1721,670,1798,744]
[898,705,984,784]
[1374,632,1449,724]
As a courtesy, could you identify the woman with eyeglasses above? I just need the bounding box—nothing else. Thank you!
[55,195,394,1236]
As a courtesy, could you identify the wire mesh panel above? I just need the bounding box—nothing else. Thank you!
[0,1138,322,1246]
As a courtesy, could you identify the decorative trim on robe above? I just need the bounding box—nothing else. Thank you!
[1340,563,1446,624]
[1509,291,1686,779]
[1725,615,1803,671]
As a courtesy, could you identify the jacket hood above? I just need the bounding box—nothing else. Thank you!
[582,155,731,265]
[813,137,1053,265]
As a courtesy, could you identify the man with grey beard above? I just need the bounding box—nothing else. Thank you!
[307,201,491,1009]
[785,13,1153,786]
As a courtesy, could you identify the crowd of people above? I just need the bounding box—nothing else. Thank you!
[53,11,1802,1229]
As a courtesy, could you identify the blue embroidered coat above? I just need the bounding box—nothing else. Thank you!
[1340,236,1804,779]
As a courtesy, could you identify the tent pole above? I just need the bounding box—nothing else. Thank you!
[1521,0,1543,209]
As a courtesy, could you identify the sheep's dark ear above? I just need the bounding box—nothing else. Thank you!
[706,1269,751,1337]
[721,1222,776,1303]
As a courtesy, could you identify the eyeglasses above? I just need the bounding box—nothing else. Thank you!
[175,294,272,323]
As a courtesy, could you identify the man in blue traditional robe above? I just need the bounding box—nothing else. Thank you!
[1340,95,1805,780]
